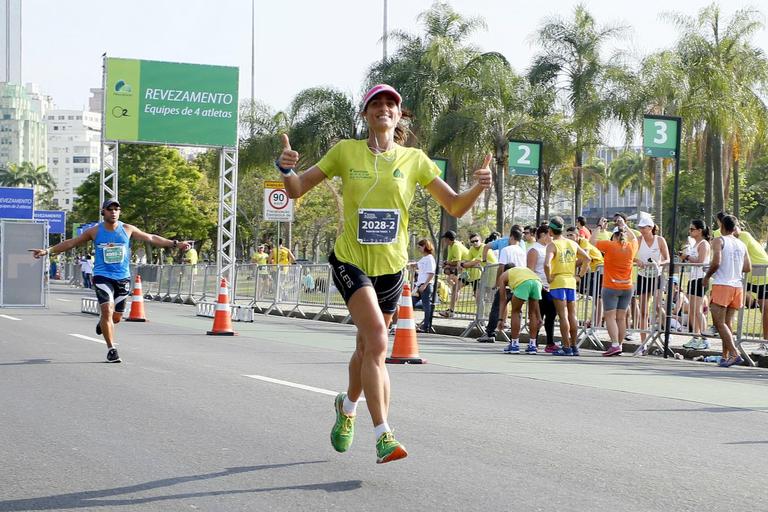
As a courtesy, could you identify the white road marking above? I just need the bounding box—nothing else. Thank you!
[0,314,21,321]
[243,374,365,401]
[68,333,106,345]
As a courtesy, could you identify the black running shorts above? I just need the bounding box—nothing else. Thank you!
[328,252,404,314]
[92,275,132,313]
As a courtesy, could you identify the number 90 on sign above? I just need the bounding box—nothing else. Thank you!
[268,189,289,210]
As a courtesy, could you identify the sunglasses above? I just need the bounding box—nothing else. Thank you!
[470,239,481,243]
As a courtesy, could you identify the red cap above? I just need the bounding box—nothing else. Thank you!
[362,84,402,110]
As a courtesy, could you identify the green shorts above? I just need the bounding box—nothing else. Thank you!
[513,279,542,301]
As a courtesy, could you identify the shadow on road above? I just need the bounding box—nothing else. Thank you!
[0,461,362,511]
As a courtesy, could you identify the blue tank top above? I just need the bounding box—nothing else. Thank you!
[94,221,131,280]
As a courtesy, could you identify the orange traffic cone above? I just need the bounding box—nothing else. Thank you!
[125,275,147,322]
[386,283,426,364]
[207,278,236,336]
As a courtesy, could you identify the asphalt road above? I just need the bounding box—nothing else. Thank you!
[1,283,767,512]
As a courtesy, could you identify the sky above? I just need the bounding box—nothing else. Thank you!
[21,0,768,112]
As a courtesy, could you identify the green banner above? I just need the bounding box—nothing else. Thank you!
[431,158,448,180]
[643,116,679,158]
[105,58,239,147]
[508,140,541,176]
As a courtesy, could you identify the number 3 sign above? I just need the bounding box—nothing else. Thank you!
[508,140,542,176]
[643,115,680,158]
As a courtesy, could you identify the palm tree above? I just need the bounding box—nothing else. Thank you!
[0,163,30,187]
[606,51,686,227]
[430,53,535,231]
[609,151,653,219]
[0,162,56,206]
[528,4,627,218]
[367,2,487,236]
[664,3,768,223]
[367,2,486,151]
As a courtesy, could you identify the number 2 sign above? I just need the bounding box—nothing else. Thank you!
[643,115,680,158]
[508,140,541,176]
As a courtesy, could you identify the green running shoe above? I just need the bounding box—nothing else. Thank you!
[330,393,355,453]
[375,431,408,464]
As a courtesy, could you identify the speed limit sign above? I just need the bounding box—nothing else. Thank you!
[264,181,294,221]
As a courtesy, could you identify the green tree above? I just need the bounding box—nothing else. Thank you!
[529,4,627,218]
[664,3,768,223]
[609,151,653,219]
[72,145,217,259]
[368,2,487,236]
[431,53,535,231]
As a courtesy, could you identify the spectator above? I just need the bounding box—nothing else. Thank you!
[481,224,526,263]
[681,219,711,350]
[412,239,436,333]
[80,253,93,289]
[252,245,269,265]
[591,217,638,356]
[270,238,296,265]
[523,226,536,248]
[439,230,468,318]
[545,216,591,356]
[498,266,543,354]
[495,227,526,327]
[576,216,591,240]
[566,225,604,326]
[527,224,558,352]
[442,232,494,317]
[634,214,670,345]
[713,213,768,355]
[704,215,751,367]
[182,242,198,265]
[593,217,612,242]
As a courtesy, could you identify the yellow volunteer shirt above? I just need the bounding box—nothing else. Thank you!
[549,238,579,290]
[465,244,496,281]
[506,267,539,290]
[595,230,612,242]
[447,241,468,263]
[183,248,198,265]
[317,139,440,276]
[252,252,268,265]
[579,239,603,272]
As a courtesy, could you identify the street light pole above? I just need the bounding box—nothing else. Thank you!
[383,0,388,62]
[250,0,255,138]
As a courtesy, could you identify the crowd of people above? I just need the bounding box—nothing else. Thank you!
[420,211,768,368]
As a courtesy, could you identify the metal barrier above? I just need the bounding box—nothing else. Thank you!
[737,264,768,366]
[461,264,502,337]
[59,257,768,366]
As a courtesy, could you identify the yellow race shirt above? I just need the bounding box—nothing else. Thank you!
[549,238,579,290]
[506,267,539,289]
[271,247,292,265]
[579,239,603,272]
[317,139,440,276]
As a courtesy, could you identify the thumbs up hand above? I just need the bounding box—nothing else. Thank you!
[473,154,493,190]
[276,133,299,174]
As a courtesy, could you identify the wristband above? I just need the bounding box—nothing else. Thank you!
[173,240,178,248]
[275,159,296,177]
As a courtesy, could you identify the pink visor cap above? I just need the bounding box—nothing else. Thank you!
[362,84,402,110]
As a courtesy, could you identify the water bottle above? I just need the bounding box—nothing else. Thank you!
[703,355,722,363]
